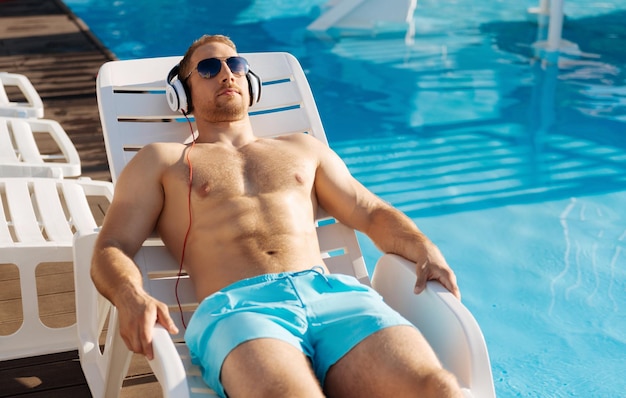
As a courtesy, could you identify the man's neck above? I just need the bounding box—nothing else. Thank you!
[195,117,256,148]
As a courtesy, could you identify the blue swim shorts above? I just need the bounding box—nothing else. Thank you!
[184,268,413,397]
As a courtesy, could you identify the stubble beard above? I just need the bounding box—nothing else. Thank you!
[205,96,247,122]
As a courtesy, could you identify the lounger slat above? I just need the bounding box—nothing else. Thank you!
[0,194,14,244]
[316,221,368,281]
[0,118,19,163]
[114,122,191,155]
[136,242,180,273]
[246,52,300,83]
[316,222,349,253]
[145,277,197,309]
[11,119,44,164]
[0,79,9,103]
[4,180,45,243]
[254,80,306,112]
[177,344,216,395]
[110,91,176,120]
[323,255,359,277]
[33,179,74,242]
[96,56,179,89]
[62,181,98,234]
[250,107,316,137]
[105,95,315,150]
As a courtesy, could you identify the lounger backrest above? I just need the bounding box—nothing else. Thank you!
[96,53,327,182]
[96,54,368,337]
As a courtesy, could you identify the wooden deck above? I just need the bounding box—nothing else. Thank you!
[0,0,161,396]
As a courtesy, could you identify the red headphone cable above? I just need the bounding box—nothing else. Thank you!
[175,113,196,329]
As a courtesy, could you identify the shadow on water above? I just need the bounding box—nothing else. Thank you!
[481,10,626,71]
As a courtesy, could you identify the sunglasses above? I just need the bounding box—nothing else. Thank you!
[185,56,250,80]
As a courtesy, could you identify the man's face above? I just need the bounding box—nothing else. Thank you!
[187,42,249,122]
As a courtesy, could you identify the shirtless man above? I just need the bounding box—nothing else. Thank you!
[91,34,463,397]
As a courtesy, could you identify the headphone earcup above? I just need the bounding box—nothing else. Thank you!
[166,79,188,113]
[246,70,262,107]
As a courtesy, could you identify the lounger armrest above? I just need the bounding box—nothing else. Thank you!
[0,72,44,118]
[149,325,191,398]
[40,118,82,176]
[0,164,62,178]
[74,231,133,398]
[371,254,495,398]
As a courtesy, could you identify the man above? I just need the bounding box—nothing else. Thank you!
[91,34,463,397]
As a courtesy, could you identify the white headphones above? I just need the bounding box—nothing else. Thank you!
[165,64,262,114]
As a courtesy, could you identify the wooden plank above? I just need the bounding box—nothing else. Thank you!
[35,262,76,328]
[121,376,163,398]
[14,384,93,398]
[0,351,90,398]
[35,269,74,295]
[0,350,77,370]
[0,0,114,182]
[32,261,72,277]
[0,298,22,335]
[0,262,77,332]
[40,312,76,329]
[0,262,19,284]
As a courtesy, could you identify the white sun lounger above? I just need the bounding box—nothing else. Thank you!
[74,52,495,398]
[0,116,82,178]
[0,177,113,361]
[0,72,45,118]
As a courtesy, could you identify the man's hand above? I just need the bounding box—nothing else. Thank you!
[116,289,179,360]
[412,242,461,300]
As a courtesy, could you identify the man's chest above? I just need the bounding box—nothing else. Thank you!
[184,143,316,197]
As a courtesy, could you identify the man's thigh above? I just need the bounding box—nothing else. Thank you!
[323,325,452,397]
[221,338,325,398]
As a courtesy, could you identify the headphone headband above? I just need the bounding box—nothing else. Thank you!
[166,65,180,86]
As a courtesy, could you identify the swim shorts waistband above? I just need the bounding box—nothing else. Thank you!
[216,266,328,293]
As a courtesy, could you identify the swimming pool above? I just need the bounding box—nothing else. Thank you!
[64,0,626,396]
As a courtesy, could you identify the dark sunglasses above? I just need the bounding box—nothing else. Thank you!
[184,56,250,80]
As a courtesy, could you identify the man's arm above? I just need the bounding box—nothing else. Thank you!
[311,137,460,299]
[91,144,179,359]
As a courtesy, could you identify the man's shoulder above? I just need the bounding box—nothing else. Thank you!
[273,132,325,147]
[136,142,187,157]
[141,141,187,150]
[125,142,187,170]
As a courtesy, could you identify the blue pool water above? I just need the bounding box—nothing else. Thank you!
[64,0,626,396]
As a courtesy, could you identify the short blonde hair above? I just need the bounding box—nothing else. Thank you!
[178,35,237,81]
